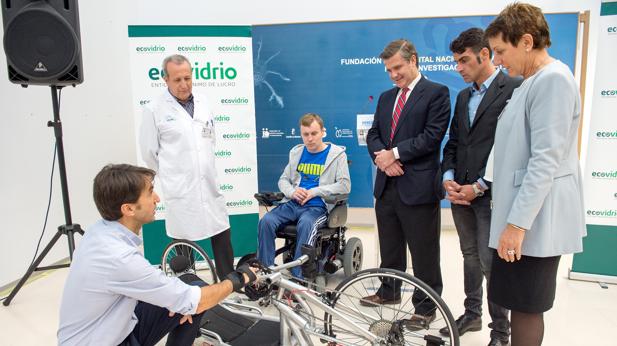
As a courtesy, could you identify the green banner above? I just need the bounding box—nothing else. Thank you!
[142,213,259,265]
[128,25,251,37]
[572,225,617,276]
[601,1,617,16]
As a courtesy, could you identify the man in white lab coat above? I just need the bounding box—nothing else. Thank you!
[140,54,234,279]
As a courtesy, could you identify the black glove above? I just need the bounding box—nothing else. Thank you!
[226,263,257,292]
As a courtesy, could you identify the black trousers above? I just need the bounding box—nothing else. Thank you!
[375,179,443,315]
[175,228,235,280]
[117,301,204,346]
[210,228,235,279]
[118,275,206,346]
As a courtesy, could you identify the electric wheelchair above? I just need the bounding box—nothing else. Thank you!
[253,191,363,288]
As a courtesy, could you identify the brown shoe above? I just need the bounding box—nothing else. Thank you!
[404,312,436,331]
[359,294,401,306]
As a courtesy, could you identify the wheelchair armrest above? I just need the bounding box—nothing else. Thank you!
[327,203,348,228]
[323,193,349,205]
[254,192,285,207]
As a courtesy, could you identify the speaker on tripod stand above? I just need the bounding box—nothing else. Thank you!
[2,0,83,86]
[2,0,84,305]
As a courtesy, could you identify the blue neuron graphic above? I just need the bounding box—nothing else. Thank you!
[253,39,290,108]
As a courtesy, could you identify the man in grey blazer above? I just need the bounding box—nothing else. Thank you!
[441,28,520,346]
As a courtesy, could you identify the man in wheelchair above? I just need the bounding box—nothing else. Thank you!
[57,164,257,346]
[257,113,351,279]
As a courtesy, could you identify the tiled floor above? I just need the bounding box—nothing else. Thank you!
[1,209,615,345]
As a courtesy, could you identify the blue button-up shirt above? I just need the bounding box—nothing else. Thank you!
[58,220,200,346]
[443,68,500,190]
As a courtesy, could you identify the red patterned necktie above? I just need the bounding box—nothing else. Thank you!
[390,87,410,140]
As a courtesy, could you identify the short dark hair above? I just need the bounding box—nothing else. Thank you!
[380,39,419,67]
[93,164,155,221]
[450,28,492,58]
[485,2,551,49]
[299,113,324,129]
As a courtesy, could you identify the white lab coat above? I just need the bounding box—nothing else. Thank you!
[140,90,229,240]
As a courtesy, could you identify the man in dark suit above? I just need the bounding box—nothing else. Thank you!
[364,39,451,330]
[441,28,521,346]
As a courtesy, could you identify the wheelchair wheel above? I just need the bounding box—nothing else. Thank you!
[324,268,459,346]
[161,239,218,284]
[342,237,362,276]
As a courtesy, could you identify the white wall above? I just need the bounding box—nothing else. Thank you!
[0,0,601,287]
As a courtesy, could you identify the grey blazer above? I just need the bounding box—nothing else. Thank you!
[489,61,586,257]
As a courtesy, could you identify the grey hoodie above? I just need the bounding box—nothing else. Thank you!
[278,142,351,212]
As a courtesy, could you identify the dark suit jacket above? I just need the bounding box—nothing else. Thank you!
[367,76,451,206]
[441,71,521,196]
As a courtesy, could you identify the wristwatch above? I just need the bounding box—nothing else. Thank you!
[471,182,484,197]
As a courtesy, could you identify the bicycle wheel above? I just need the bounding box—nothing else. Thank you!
[161,239,218,284]
[324,268,459,346]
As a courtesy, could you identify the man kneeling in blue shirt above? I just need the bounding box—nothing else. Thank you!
[58,164,256,346]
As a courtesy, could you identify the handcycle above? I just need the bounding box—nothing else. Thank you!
[195,255,460,346]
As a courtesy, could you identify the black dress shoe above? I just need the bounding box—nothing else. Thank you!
[359,294,401,306]
[403,312,436,331]
[487,337,510,346]
[439,314,482,336]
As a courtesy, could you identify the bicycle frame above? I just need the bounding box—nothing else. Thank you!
[258,255,383,346]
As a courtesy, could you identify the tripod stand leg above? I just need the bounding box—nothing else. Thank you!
[3,230,63,306]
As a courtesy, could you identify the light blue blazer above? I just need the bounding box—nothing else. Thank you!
[489,61,586,257]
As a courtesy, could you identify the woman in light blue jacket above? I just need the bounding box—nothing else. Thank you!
[484,3,586,346]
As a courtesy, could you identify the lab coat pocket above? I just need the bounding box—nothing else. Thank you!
[513,168,527,187]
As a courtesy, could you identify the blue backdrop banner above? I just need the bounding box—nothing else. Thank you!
[252,14,578,207]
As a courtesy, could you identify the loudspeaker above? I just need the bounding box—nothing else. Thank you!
[2,0,83,86]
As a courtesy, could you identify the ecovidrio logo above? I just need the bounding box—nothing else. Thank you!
[215,149,232,158]
[218,44,247,53]
[591,170,617,179]
[135,45,165,53]
[600,89,617,97]
[220,97,249,105]
[147,61,237,80]
[223,166,252,174]
[214,114,231,123]
[608,26,617,35]
[596,130,617,139]
[222,132,251,140]
[219,183,234,191]
[586,209,617,218]
[226,199,254,208]
[177,45,206,52]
